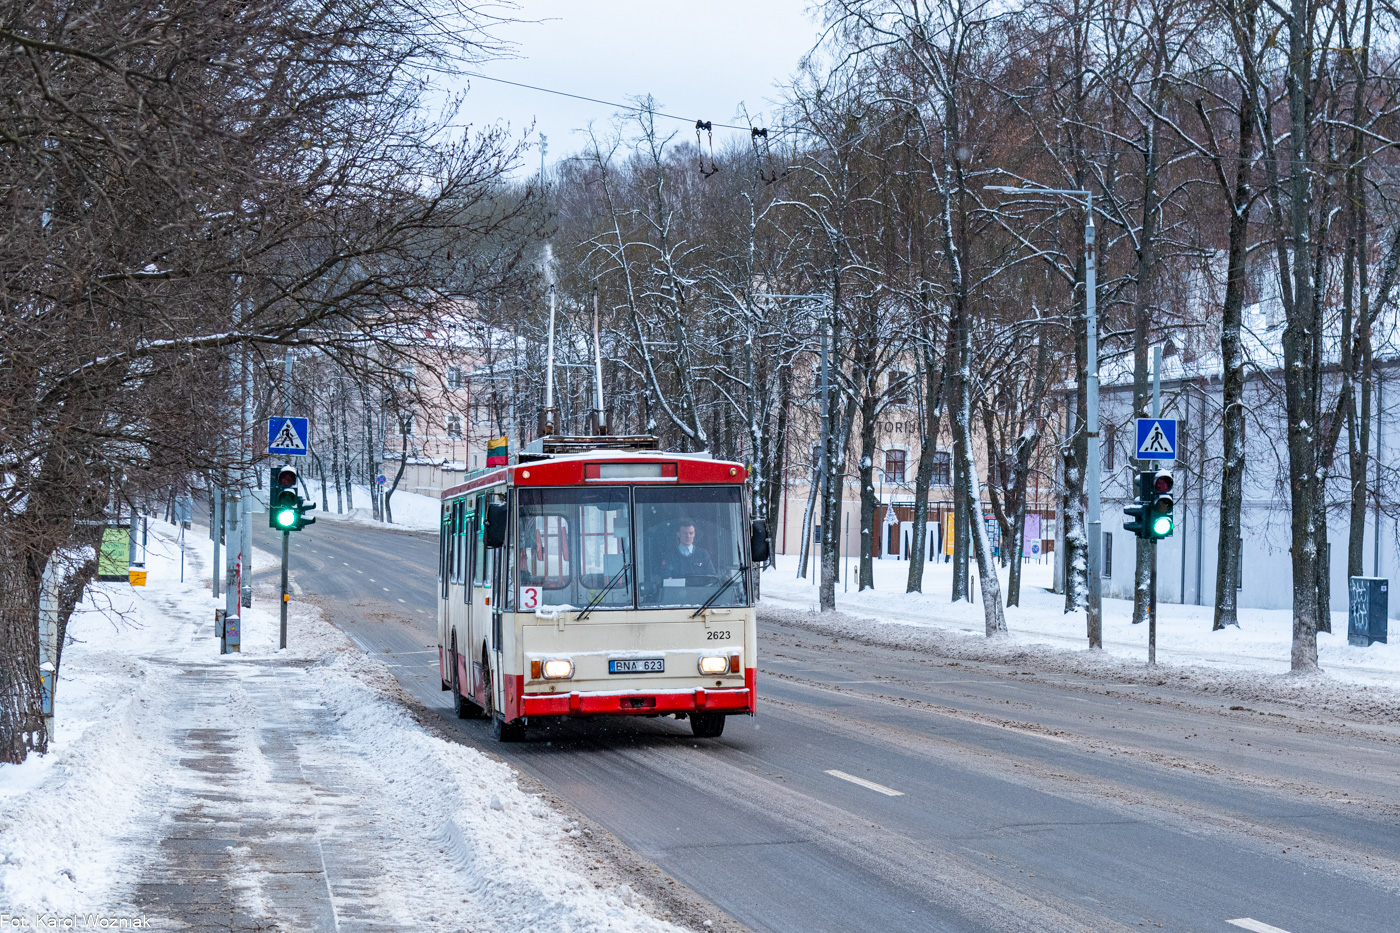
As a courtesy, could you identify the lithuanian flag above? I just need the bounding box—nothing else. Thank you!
[486,436,509,467]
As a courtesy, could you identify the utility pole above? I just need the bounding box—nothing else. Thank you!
[223,491,241,652]
[211,485,222,599]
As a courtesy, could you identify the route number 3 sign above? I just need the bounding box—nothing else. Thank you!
[519,586,542,610]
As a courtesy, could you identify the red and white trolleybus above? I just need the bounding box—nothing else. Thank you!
[436,435,766,741]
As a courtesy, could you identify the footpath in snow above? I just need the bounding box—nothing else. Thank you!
[761,553,1400,716]
[0,522,695,933]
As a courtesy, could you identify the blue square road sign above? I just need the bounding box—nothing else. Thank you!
[1135,418,1177,459]
[268,416,310,456]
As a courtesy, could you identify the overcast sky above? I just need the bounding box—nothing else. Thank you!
[450,1,822,171]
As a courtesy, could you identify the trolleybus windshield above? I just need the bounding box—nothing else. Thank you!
[511,484,747,612]
[635,486,746,610]
[515,487,633,611]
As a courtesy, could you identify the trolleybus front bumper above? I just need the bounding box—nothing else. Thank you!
[510,668,756,719]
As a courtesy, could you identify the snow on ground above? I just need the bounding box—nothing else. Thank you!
[761,552,1400,689]
[0,521,688,932]
[300,478,441,533]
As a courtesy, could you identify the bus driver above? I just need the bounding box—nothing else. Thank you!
[657,520,715,579]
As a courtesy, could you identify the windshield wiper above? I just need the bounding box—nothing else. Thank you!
[578,541,629,621]
[691,565,745,618]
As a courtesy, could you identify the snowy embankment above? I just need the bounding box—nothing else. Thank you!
[762,553,1400,690]
[300,478,441,533]
[0,522,688,932]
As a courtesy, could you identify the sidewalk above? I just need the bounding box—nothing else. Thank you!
[0,522,689,933]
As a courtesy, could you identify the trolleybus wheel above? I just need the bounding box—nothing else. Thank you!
[492,714,525,742]
[689,712,726,738]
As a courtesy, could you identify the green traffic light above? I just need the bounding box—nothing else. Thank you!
[275,508,297,528]
[1150,514,1173,537]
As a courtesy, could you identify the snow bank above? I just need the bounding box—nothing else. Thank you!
[0,521,688,932]
[762,553,1400,689]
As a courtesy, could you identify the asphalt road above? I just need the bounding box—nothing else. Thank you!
[254,516,1400,933]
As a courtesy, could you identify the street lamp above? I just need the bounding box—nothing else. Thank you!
[985,184,1102,649]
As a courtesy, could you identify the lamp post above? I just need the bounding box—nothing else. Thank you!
[985,185,1101,648]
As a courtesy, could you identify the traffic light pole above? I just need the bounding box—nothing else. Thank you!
[1148,346,1162,667]
[280,529,290,649]
[1149,540,1158,666]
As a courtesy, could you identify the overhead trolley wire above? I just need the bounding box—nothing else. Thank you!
[458,71,771,132]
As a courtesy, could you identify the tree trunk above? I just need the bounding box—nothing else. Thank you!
[0,534,45,763]
[342,393,354,511]
[951,307,1007,636]
[330,402,344,514]
[365,401,381,522]
[858,391,878,591]
[797,455,819,580]
[820,394,858,612]
[1211,54,1255,630]
[947,326,970,602]
[907,345,944,593]
[385,426,409,525]
[1283,0,1320,671]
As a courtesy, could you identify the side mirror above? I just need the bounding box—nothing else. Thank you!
[484,502,508,549]
[750,520,771,564]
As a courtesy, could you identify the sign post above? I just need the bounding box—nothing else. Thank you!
[1137,350,1174,665]
[281,528,290,650]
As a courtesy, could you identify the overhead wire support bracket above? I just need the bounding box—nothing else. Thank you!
[750,127,783,185]
[696,121,719,177]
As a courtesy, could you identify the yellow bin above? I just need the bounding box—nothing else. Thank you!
[128,569,147,587]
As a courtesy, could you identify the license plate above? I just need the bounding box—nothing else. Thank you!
[609,658,664,674]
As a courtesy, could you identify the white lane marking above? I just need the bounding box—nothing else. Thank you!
[1228,919,1294,933]
[382,587,390,592]
[825,769,904,797]
[398,598,406,603]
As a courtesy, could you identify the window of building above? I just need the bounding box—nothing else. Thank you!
[446,414,462,437]
[1105,423,1116,471]
[888,370,910,405]
[884,448,907,484]
[1102,532,1113,578]
[447,366,463,389]
[932,451,951,487]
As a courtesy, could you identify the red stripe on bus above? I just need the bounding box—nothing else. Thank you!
[518,682,753,719]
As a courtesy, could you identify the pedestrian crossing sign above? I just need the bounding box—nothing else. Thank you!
[1135,418,1177,459]
[268,416,310,456]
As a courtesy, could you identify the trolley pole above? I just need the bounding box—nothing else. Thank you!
[279,529,290,649]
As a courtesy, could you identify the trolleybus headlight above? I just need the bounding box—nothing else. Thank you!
[698,656,729,675]
[541,658,574,680]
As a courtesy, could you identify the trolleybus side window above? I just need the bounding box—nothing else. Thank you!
[636,486,747,610]
[463,509,476,603]
[515,487,632,610]
[440,502,451,598]
[474,494,488,587]
[456,499,468,584]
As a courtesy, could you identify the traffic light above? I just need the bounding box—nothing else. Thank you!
[268,465,316,531]
[1123,470,1175,540]
[1146,469,1174,539]
[1123,474,1148,538]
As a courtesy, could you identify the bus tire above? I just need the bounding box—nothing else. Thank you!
[492,715,525,742]
[690,712,725,738]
